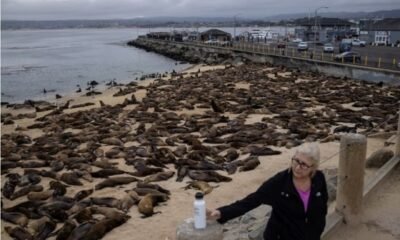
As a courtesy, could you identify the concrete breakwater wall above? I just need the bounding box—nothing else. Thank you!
[128,38,400,85]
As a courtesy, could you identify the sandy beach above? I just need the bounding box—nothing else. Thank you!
[1,63,398,240]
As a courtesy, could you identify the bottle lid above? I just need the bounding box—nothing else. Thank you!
[195,192,204,199]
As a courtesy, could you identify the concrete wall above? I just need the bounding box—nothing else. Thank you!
[130,39,400,85]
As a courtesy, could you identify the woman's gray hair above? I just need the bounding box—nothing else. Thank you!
[295,142,321,169]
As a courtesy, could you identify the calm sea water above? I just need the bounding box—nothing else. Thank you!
[1,28,191,103]
[1,26,293,103]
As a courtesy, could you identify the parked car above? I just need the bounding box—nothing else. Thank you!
[204,39,219,45]
[334,52,361,63]
[323,43,334,53]
[351,39,366,47]
[277,42,286,48]
[297,42,308,51]
[292,38,302,43]
[339,42,352,53]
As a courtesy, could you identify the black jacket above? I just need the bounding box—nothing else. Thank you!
[217,169,328,240]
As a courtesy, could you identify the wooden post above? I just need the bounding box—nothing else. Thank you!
[396,109,400,157]
[336,134,367,225]
[393,58,397,68]
[378,57,381,68]
[177,218,223,240]
[365,56,368,66]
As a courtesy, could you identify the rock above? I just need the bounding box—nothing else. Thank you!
[365,148,394,168]
[177,218,223,240]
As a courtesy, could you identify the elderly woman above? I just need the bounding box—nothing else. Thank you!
[207,143,328,240]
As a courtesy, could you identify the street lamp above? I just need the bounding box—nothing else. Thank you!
[233,14,241,42]
[314,6,328,52]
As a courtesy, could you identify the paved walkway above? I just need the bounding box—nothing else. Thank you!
[328,164,400,240]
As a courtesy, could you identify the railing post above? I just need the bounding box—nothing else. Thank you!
[177,218,223,240]
[378,57,381,68]
[396,109,400,157]
[336,134,367,225]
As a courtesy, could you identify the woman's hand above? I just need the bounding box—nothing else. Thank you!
[206,209,221,221]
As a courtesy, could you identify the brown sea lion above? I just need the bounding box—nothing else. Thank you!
[188,170,232,182]
[74,189,94,201]
[90,197,122,209]
[184,181,217,195]
[119,190,141,212]
[225,148,239,162]
[239,157,260,172]
[100,137,124,146]
[136,182,171,195]
[66,221,95,240]
[143,171,175,183]
[49,181,68,196]
[60,172,83,186]
[138,193,168,217]
[74,207,94,223]
[91,169,127,178]
[4,226,33,240]
[10,184,44,200]
[54,220,76,240]
[82,214,130,239]
[223,159,244,175]
[27,190,53,201]
[131,160,164,177]
[1,211,29,227]
[95,176,138,190]
[176,165,189,182]
[91,206,130,219]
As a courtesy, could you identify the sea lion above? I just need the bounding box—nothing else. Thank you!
[100,137,124,146]
[131,160,164,177]
[225,148,239,162]
[74,207,94,223]
[1,211,29,227]
[3,200,44,219]
[136,182,171,195]
[138,193,168,217]
[143,171,175,183]
[60,172,83,186]
[90,197,122,209]
[66,221,94,240]
[27,190,53,201]
[4,226,33,240]
[10,184,44,200]
[184,181,217,195]
[49,181,68,196]
[239,157,260,172]
[82,214,130,239]
[119,191,141,212]
[91,169,127,178]
[91,206,130,219]
[19,173,41,186]
[223,159,244,175]
[188,170,232,182]
[2,180,17,199]
[244,145,282,156]
[176,165,189,182]
[54,220,76,240]
[50,160,65,172]
[94,176,138,190]
[74,189,94,201]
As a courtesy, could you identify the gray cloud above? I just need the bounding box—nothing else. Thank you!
[2,0,400,20]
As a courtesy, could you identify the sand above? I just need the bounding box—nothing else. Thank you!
[1,63,397,240]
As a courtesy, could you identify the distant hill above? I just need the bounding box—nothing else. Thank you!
[265,9,400,21]
[2,9,399,30]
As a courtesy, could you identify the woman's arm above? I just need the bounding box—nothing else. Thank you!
[216,175,279,224]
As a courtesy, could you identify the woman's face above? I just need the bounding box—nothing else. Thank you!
[291,152,314,179]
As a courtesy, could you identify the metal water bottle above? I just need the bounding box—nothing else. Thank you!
[193,192,206,229]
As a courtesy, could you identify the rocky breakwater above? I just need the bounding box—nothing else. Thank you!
[127,38,239,65]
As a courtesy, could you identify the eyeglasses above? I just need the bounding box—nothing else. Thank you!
[292,157,313,170]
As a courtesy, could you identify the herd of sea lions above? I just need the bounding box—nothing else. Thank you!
[1,63,399,239]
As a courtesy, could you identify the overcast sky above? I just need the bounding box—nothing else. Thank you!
[2,0,400,20]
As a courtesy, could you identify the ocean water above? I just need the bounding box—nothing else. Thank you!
[1,28,191,103]
[1,26,293,103]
